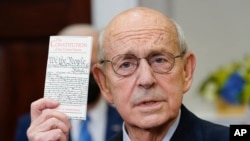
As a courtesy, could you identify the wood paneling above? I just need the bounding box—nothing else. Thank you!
[0,1,91,140]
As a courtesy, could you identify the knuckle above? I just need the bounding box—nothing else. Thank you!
[30,101,38,110]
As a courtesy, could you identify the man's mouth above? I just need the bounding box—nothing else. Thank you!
[141,101,157,105]
[133,100,164,113]
[135,99,163,107]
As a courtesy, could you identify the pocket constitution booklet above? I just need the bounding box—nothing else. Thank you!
[44,36,93,120]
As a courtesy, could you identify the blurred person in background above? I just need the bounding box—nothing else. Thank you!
[15,24,123,141]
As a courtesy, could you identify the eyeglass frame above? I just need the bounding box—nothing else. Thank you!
[99,50,186,76]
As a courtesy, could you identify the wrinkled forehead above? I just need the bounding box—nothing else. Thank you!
[103,8,178,55]
[107,8,174,33]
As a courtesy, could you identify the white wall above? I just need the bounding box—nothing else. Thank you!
[91,0,138,31]
[139,0,172,17]
[171,0,250,113]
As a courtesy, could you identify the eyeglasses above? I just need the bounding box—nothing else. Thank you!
[99,51,186,76]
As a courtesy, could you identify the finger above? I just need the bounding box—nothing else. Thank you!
[30,109,71,132]
[30,98,59,121]
[27,128,68,141]
[42,109,71,130]
[27,110,70,141]
[38,115,70,134]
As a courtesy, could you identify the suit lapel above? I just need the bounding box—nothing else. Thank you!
[105,105,123,140]
[170,105,202,141]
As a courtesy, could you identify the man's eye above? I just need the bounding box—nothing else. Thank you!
[151,56,169,64]
[155,57,167,63]
[120,61,132,68]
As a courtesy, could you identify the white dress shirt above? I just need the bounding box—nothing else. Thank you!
[71,97,108,141]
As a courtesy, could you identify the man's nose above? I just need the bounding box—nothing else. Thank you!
[136,59,155,89]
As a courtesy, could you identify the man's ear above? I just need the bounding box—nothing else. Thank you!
[183,52,196,93]
[92,64,114,104]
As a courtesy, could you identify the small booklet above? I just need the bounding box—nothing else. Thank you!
[44,36,93,120]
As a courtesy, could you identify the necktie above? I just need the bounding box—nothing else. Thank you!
[79,116,92,141]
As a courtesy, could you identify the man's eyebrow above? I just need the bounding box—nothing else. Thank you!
[117,48,171,57]
[148,50,164,54]
[121,50,135,55]
[146,49,169,56]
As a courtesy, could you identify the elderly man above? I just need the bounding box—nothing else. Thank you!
[27,7,229,141]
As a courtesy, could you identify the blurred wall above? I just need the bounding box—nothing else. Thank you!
[91,0,139,30]
[0,1,91,140]
[170,0,250,117]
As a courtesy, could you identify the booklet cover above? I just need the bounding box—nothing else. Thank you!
[44,36,93,120]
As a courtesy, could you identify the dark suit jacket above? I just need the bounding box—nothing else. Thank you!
[108,104,229,141]
[15,104,123,141]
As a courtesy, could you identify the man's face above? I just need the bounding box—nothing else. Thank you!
[95,8,194,130]
[105,32,187,129]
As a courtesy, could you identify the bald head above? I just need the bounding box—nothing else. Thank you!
[100,7,181,59]
[106,7,175,33]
